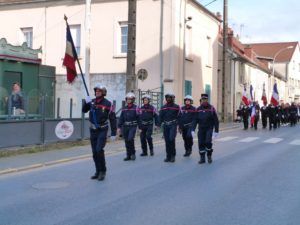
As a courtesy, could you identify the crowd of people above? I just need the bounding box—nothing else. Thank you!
[237,101,300,130]
[82,84,219,181]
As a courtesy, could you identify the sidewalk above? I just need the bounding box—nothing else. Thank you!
[0,122,241,175]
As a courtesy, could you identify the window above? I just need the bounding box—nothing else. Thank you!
[120,22,128,54]
[185,80,192,96]
[21,27,33,48]
[69,25,81,56]
[205,84,211,102]
[185,26,192,59]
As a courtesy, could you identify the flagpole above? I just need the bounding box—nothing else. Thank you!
[64,15,90,96]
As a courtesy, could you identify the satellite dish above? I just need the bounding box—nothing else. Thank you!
[137,69,148,81]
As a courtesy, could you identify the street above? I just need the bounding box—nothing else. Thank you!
[1,125,300,225]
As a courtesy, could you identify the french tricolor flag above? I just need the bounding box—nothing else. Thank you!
[271,83,279,106]
[242,84,249,106]
[63,24,78,83]
[261,83,267,105]
[250,105,256,126]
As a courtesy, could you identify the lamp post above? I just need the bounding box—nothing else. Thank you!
[272,46,293,77]
[270,45,293,101]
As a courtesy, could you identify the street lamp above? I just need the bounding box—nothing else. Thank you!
[272,45,293,77]
[270,45,293,101]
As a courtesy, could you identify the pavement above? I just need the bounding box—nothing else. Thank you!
[0,122,241,175]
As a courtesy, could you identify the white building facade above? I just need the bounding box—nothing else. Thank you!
[0,0,220,117]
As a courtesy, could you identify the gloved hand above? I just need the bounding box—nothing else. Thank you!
[212,132,218,139]
[110,136,116,141]
[191,131,196,139]
[85,96,92,103]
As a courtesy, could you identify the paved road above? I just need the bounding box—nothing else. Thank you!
[1,124,300,225]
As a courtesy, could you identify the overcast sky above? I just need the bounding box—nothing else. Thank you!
[198,0,300,43]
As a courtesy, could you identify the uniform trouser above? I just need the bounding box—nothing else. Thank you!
[163,124,177,159]
[243,118,249,129]
[254,117,259,129]
[269,117,277,129]
[140,125,153,153]
[262,116,267,128]
[182,126,193,151]
[123,126,137,157]
[198,128,213,154]
[90,128,108,173]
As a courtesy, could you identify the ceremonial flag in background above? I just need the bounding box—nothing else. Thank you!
[261,83,267,104]
[250,84,254,101]
[242,84,249,105]
[271,83,279,106]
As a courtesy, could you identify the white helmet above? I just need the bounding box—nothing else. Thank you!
[165,93,175,99]
[142,94,151,101]
[93,83,107,96]
[184,95,193,101]
[125,92,136,99]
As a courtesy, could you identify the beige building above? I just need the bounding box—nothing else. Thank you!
[0,0,221,117]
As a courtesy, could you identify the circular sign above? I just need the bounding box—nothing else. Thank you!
[55,120,74,140]
[137,69,148,81]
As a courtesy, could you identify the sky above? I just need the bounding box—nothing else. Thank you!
[198,0,300,43]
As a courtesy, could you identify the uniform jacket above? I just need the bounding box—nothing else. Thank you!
[192,103,219,132]
[158,103,181,126]
[178,105,196,129]
[82,97,117,136]
[138,104,159,129]
[118,103,139,128]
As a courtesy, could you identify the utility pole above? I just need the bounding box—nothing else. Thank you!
[222,0,228,122]
[126,0,137,93]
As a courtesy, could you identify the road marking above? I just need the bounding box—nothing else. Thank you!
[238,137,260,142]
[215,136,238,142]
[263,138,283,144]
[289,140,300,145]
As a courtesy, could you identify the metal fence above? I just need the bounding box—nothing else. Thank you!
[0,90,162,149]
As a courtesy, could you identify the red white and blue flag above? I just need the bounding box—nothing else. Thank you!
[271,83,279,106]
[261,83,267,105]
[250,105,256,126]
[242,84,249,105]
[63,24,78,83]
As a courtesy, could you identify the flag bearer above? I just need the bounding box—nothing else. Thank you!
[82,84,117,181]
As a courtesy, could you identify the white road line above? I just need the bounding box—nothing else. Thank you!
[215,136,238,142]
[289,140,300,145]
[238,137,260,143]
[263,138,283,144]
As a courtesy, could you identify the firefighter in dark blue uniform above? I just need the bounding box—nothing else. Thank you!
[241,102,250,130]
[82,84,117,181]
[179,95,196,157]
[138,94,159,156]
[260,102,268,129]
[267,103,278,130]
[158,93,181,163]
[118,92,139,161]
[192,94,219,164]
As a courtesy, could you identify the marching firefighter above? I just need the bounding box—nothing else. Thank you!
[260,101,268,129]
[138,94,159,156]
[158,93,181,163]
[267,103,278,130]
[179,95,196,157]
[82,84,117,181]
[118,92,140,161]
[192,94,219,164]
[241,102,250,130]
